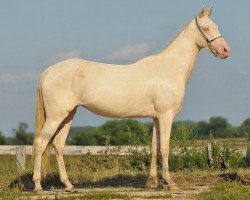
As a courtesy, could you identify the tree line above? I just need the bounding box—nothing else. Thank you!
[0,116,250,145]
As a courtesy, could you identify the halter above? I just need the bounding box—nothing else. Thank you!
[195,17,223,44]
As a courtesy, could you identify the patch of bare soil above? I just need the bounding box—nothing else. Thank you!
[13,170,250,199]
[22,186,210,200]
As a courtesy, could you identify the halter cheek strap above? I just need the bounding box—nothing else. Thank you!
[209,35,223,43]
[195,17,223,44]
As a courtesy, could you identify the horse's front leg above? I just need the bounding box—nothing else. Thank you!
[158,111,179,190]
[146,118,160,188]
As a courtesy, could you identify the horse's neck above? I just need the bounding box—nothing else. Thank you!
[158,20,199,84]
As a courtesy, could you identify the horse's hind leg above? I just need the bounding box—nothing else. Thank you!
[33,117,66,193]
[52,108,77,192]
[146,118,160,188]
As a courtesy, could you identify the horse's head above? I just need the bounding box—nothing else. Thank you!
[195,7,230,59]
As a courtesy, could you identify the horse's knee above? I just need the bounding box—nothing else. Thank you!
[52,141,63,155]
[34,138,48,155]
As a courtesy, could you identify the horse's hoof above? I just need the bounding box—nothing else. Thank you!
[34,188,44,195]
[161,180,180,191]
[146,176,158,189]
[65,186,77,193]
[167,184,180,191]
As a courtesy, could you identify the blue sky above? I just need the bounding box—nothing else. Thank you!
[0,1,249,136]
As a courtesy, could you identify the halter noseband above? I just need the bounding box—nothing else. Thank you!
[195,17,223,44]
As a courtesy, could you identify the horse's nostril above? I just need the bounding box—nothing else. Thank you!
[224,48,228,52]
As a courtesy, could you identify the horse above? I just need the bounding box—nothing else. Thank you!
[32,7,230,193]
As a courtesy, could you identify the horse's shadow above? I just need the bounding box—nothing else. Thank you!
[81,174,147,189]
[8,173,148,191]
[219,172,250,185]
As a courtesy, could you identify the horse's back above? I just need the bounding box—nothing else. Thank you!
[39,58,157,118]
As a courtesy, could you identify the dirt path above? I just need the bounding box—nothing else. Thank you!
[22,186,210,200]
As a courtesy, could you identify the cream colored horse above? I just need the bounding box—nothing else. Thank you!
[32,7,230,193]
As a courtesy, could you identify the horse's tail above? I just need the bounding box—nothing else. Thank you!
[32,73,50,176]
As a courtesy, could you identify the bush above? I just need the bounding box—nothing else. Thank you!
[244,142,250,167]
[221,140,245,169]
[208,134,246,170]
[63,121,250,172]
[0,131,6,145]
[127,124,151,171]
[169,147,209,171]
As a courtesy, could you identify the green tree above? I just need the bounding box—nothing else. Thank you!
[69,119,151,145]
[240,118,250,140]
[196,121,209,138]
[70,129,97,145]
[0,131,6,145]
[193,117,241,138]
[13,122,34,145]
[226,126,241,138]
[96,119,149,145]
[171,121,197,139]
[208,116,229,138]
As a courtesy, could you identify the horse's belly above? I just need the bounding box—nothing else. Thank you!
[82,98,156,118]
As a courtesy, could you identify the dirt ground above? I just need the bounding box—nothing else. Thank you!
[17,171,218,200]
[22,186,210,200]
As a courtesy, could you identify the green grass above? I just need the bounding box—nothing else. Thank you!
[0,149,250,199]
[54,191,130,200]
[0,140,250,199]
[0,188,24,200]
[198,169,250,200]
[0,189,131,200]
[199,181,250,200]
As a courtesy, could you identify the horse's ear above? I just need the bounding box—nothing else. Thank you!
[198,6,206,18]
[207,6,213,17]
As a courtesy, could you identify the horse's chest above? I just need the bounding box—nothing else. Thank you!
[152,83,185,112]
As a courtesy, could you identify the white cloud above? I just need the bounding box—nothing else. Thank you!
[46,50,81,65]
[105,43,154,64]
[0,50,81,85]
[0,72,39,84]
